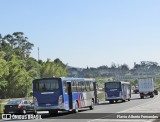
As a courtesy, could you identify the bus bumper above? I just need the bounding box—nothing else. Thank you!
[106,97,123,101]
[35,104,64,111]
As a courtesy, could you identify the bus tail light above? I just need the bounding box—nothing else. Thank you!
[58,95,63,105]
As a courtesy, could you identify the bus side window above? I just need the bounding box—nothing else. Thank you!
[63,81,68,93]
[86,81,90,91]
[72,81,77,92]
[75,80,78,92]
[90,82,94,91]
[77,81,82,92]
[81,81,85,91]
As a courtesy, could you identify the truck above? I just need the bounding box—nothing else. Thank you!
[154,84,158,95]
[138,78,154,99]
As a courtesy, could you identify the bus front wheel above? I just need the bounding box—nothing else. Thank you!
[109,100,114,104]
[122,99,126,102]
[49,110,58,116]
[150,94,154,98]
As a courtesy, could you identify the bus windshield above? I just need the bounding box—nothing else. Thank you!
[34,79,59,92]
[105,82,120,89]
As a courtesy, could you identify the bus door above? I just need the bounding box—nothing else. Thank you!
[127,84,131,98]
[129,85,131,98]
[67,82,73,109]
[93,82,98,104]
[121,84,125,97]
[122,84,127,99]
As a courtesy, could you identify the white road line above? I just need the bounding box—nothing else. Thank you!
[87,95,160,122]
[119,94,160,113]
[88,95,159,113]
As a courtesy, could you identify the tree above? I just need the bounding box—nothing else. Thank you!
[130,79,138,87]
[3,32,34,59]
[0,51,9,97]
[111,62,117,69]
[41,58,68,78]
[120,64,129,71]
[0,32,37,98]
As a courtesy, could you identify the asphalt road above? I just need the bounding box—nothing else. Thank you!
[1,93,159,122]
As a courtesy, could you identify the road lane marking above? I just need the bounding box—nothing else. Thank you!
[119,94,160,113]
[87,94,159,122]
[87,95,158,113]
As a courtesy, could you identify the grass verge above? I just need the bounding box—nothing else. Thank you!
[97,91,105,102]
[0,103,5,119]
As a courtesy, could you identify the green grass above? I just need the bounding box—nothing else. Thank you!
[97,91,105,102]
[0,97,33,103]
[0,103,5,119]
[0,100,4,114]
[0,99,9,103]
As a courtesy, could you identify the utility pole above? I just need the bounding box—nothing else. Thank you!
[38,47,39,61]
[26,77,28,98]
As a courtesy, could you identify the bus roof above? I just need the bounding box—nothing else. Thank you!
[60,77,95,82]
[33,77,95,82]
[105,81,130,84]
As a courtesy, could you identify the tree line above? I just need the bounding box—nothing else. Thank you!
[0,32,68,98]
[1,32,160,98]
[69,61,160,78]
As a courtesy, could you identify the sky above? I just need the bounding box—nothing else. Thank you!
[1,0,160,68]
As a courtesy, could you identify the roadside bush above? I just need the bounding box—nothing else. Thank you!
[97,91,105,102]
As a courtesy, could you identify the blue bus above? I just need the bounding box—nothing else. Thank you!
[32,77,96,115]
[104,81,131,104]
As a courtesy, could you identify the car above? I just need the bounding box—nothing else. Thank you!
[133,87,139,94]
[3,99,37,115]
